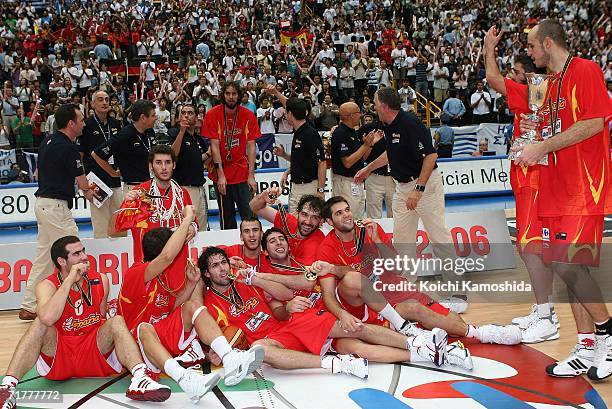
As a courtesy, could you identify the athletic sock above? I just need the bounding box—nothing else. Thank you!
[164,358,187,382]
[594,318,612,336]
[1,375,18,387]
[536,303,551,319]
[465,324,479,339]
[379,304,405,330]
[321,355,339,373]
[211,335,232,360]
[578,332,596,349]
[130,363,147,379]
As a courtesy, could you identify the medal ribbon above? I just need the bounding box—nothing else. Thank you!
[547,53,573,137]
[223,106,238,160]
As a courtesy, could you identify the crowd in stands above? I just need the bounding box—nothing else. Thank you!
[0,0,610,156]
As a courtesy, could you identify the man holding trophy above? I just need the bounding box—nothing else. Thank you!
[507,20,612,380]
[483,31,559,345]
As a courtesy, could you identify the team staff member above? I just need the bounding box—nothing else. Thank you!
[330,102,382,220]
[202,81,261,230]
[355,88,467,313]
[360,122,395,219]
[19,104,94,321]
[78,90,124,238]
[273,98,326,213]
[0,236,171,407]
[169,103,210,231]
[513,20,612,381]
[92,99,158,196]
[483,28,558,344]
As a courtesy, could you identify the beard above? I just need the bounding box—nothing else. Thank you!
[224,100,238,109]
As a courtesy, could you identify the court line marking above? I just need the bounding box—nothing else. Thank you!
[398,362,582,409]
[388,364,401,395]
[68,372,129,409]
[253,370,297,409]
[95,394,140,409]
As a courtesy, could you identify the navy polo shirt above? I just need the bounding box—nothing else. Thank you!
[384,110,437,182]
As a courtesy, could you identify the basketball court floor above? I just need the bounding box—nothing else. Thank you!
[1,195,611,408]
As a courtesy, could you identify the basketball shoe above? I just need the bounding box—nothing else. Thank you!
[512,304,560,330]
[478,324,523,345]
[222,345,265,386]
[397,320,429,337]
[446,341,474,370]
[409,327,448,367]
[126,373,172,402]
[176,339,206,370]
[587,334,612,381]
[330,354,369,379]
[521,317,560,343]
[546,341,595,377]
[439,296,469,314]
[177,370,221,403]
[0,385,15,409]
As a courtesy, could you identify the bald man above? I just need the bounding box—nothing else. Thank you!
[330,102,383,219]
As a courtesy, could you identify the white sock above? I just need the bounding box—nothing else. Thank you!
[465,324,479,339]
[379,304,405,330]
[163,358,187,382]
[578,333,596,350]
[406,336,428,362]
[321,355,341,373]
[536,303,551,319]
[1,375,18,387]
[130,363,147,379]
[211,335,232,360]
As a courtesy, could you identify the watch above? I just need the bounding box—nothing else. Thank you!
[414,184,425,192]
[317,187,325,193]
[213,162,221,169]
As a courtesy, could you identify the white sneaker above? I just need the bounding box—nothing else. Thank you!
[176,340,206,370]
[397,320,429,337]
[223,345,265,386]
[333,354,369,379]
[0,385,16,409]
[587,334,612,381]
[521,317,560,344]
[411,327,448,367]
[546,342,594,377]
[512,305,560,330]
[126,374,172,402]
[478,324,522,345]
[177,370,221,404]
[439,296,468,314]
[446,341,473,370]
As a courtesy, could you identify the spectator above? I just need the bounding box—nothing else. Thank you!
[434,113,455,158]
[472,137,490,156]
[470,81,492,124]
[314,94,339,131]
[442,89,466,125]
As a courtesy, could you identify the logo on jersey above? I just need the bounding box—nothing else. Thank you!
[149,313,170,325]
[74,299,83,316]
[62,313,102,332]
[155,292,170,308]
[245,311,270,332]
[542,228,550,242]
[229,297,259,317]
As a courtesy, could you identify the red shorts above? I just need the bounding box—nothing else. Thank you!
[135,305,197,372]
[36,327,122,380]
[266,308,337,355]
[335,286,450,326]
[542,215,604,267]
[515,187,543,255]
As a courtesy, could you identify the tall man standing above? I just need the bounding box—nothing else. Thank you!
[512,20,612,380]
[355,88,468,313]
[20,104,94,320]
[273,97,327,213]
[78,90,124,238]
[202,81,261,229]
[169,103,209,231]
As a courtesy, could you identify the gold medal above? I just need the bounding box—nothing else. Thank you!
[226,152,232,161]
[355,219,365,228]
[268,192,278,201]
[304,269,317,281]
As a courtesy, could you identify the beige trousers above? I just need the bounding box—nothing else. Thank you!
[289,180,318,214]
[365,173,396,219]
[332,173,365,219]
[21,198,79,313]
[184,185,208,231]
[90,186,125,238]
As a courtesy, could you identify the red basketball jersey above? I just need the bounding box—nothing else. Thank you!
[273,211,325,265]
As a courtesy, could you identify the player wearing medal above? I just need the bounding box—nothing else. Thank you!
[118,205,264,403]
[484,27,559,344]
[250,187,325,264]
[219,216,265,271]
[512,19,612,380]
[317,196,522,347]
[110,145,197,263]
[0,236,170,408]
[200,247,473,378]
[202,81,261,230]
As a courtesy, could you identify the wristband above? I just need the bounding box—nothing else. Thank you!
[214,162,221,169]
[244,267,257,286]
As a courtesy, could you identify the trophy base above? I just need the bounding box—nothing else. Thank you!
[508,137,548,166]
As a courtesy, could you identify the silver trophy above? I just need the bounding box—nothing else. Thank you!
[508,73,553,165]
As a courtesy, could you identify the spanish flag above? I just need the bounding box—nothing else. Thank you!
[280,29,309,46]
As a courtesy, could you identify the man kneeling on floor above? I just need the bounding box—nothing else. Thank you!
[0,236,170,408]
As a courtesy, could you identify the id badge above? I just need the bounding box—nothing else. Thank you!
[351,182,360,196]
